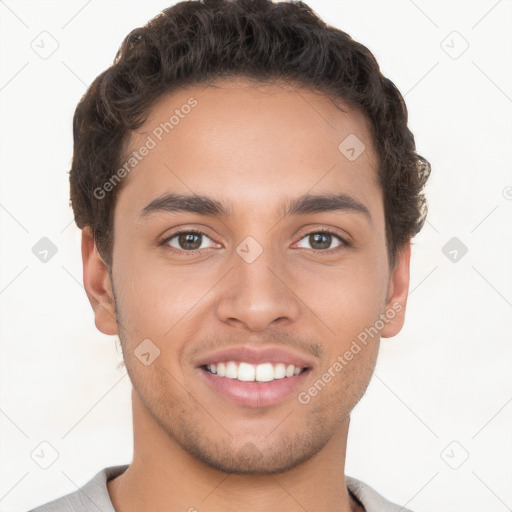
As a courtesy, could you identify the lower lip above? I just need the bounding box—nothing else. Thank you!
[197,367,312,408]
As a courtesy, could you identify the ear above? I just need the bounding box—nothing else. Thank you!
[81,227,118,336]
[380,241,411,339]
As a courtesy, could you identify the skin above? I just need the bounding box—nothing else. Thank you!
[82,78,411,512]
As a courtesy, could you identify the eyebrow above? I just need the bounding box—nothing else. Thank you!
[139,192,372,223]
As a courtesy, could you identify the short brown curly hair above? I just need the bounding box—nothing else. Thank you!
[70,0,430,271]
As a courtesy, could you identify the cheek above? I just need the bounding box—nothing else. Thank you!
[296,267,384,409]
[118,256,387,339]
[115,247,205,328]
[296,258,387,339]
[113,257,222,379]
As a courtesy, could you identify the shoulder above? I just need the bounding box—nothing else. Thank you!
[346,476,415,512]
[27,464,129,512]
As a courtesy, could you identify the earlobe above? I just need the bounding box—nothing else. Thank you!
[380,241,411,339]
[81,227,118,336]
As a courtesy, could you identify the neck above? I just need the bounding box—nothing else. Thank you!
[108,391,360,512]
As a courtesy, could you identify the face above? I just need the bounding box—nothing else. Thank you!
[83,78,410,475]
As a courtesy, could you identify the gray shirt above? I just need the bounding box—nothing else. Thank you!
[28,464,413,512]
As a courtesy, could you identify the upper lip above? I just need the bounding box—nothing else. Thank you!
[195,346,314,369]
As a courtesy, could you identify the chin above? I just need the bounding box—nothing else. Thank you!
[181,430,327,476]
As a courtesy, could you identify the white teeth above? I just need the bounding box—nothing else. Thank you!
[238,362,256,381]
[255,363,274,382]
[274,363,286,379]
[205,361,305,382]
[225,361,238,379]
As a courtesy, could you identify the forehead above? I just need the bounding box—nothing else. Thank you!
[116,78,380,220]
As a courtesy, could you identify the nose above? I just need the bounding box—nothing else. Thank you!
[215,242,301,332]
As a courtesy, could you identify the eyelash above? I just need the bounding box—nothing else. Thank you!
[159,227,350,255]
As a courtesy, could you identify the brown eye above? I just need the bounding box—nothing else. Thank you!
[163,231,215,252]
[177,233,202,250]
[296,231,347,251]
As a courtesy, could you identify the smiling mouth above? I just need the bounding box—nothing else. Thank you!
[201,361,309,383]
[197,360,312,408]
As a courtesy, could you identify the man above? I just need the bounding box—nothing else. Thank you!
[30,0,430,510]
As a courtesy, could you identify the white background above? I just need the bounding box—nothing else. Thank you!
[0,1,511,511]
